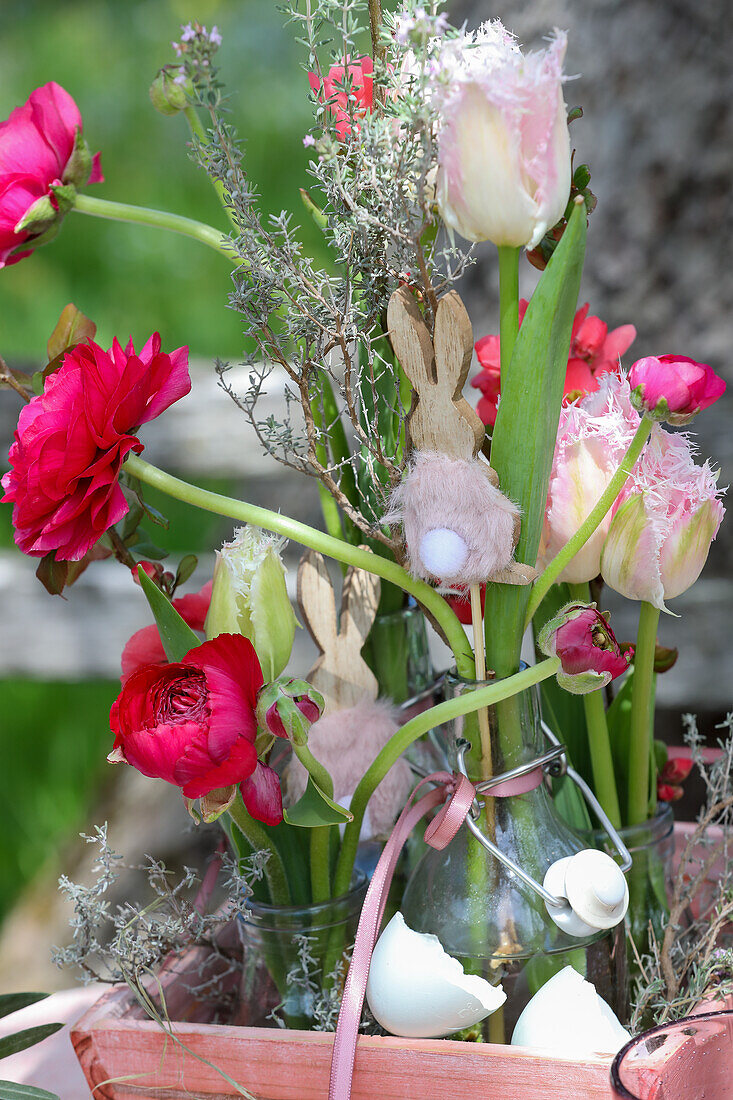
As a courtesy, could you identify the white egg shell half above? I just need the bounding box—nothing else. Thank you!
[366,912,506,1038]
[418,528,469,578]
[511,966,631,1057]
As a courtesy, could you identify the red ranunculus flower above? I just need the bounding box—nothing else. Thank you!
[538,602,633,695]
[2,334,190,562]
[308,56,374,140]
[472,301,636,426]
[110,633,283,825]
[0,82,103,268]
[657,754,693,803]
[628,354,726,426]
[121,580,213,685]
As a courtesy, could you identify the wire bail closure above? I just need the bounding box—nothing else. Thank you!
[455,721,632,912]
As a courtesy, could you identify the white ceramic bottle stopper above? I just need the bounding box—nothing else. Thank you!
[543,849,629,938]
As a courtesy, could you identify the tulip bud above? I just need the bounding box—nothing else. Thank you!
[256,678,324,745]
[205,527,297,679]
[628,355,726,426]
[538,602,632,695]
[434,28,571,249]
[150,67,193,116]
[600,427,725,611]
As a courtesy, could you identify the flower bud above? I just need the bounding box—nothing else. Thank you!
[600,427,725,611]
[205,527,297,679]
[657,753,693,803]
[149,67,193,116]
[538,602,632,695]
[434,28,571,249]
[628,355,726,426]
[256,678,324,745]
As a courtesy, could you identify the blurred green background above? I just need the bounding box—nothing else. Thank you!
[0,0,352,925]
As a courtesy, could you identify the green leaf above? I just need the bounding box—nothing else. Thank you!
[0,1083,60,1100]
[46,303,96,361]
[175,554,198,589]
[0,1024,63,1060]
[0,994,48,1021]
[484,200,587,674]
[283,776,353,828]
[137,566,200,662]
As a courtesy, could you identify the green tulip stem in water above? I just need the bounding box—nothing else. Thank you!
[226,799,292,907]
[293,743,335,902]
[524,416,653,628]
[122,454,476,678]
[568,582,622,830]
[72,193,238,262]
[627,600,661,826]
[331,657,561,899]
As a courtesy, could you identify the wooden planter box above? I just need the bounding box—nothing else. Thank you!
[70,822,727,1100]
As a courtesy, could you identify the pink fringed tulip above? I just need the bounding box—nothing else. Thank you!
[435,25,571,248]
[538,602,632,694]
[600,427,725,611]
[539,371,641,583]
[0,82,103,268]
[473,301,636,426]
[2,334,190,562]
[628,355,726,426]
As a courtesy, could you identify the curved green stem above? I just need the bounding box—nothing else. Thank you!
[293,743,334,799]
[294,744,335,904]
[123,454,475,677]
[183,106,241,233]
[497,246,520,384]
[72,193,238,262]
[524,417,653,628]
[569,582,622,829]
[332,657,560,898]
[628,601,660,826]
[226,799,291,906]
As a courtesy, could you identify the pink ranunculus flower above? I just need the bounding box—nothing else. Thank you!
[0,82,103,268]
[539,370,642,583]
[472,301,636,427]
[434,25,571,249]
[1,334,190,562]
[110,633,283,825]
[121,580,213,685]
[628,355,726,426]
[600,426,725,611]
[308,56,374,141]
[538,602,632,694]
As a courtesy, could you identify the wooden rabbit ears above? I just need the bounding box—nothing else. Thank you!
[297,549,380,714]
[387,285,485,461]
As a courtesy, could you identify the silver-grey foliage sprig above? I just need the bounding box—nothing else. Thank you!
[174,5,471,550]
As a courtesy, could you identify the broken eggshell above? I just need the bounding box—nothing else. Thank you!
[511,965,631,1057]
[366,912,506,1038]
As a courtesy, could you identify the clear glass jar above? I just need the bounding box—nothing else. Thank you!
[401,671,624,1037]
[237,873,367,1030]
[363,600,433,705]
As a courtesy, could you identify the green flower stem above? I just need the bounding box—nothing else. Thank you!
[183,106,241,233]
[569,582,622,829]
[122,454,476,677]
[72,193,238,262]
[226,799,291,906]
[524,417,653,629]
[497,246,521,384]
[293,743,334,903]
[628,601,661,825]
[331,658,560,899]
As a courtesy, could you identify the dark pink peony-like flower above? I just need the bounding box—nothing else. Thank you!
[0,82,103,268]
[110,633,283,825]
[2,334,190,562]
[121,580,213,685]
[538,602,632,694]
[628,354,726,426]
[308,56,374,140]
[473,301,636,426]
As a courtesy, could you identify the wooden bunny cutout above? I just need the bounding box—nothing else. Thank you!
[297,548,380,715]
[385,286,537,590]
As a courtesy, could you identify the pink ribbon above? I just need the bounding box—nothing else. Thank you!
[328,771,476,1100]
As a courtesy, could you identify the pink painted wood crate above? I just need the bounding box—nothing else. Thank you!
[70,822,726,1099]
